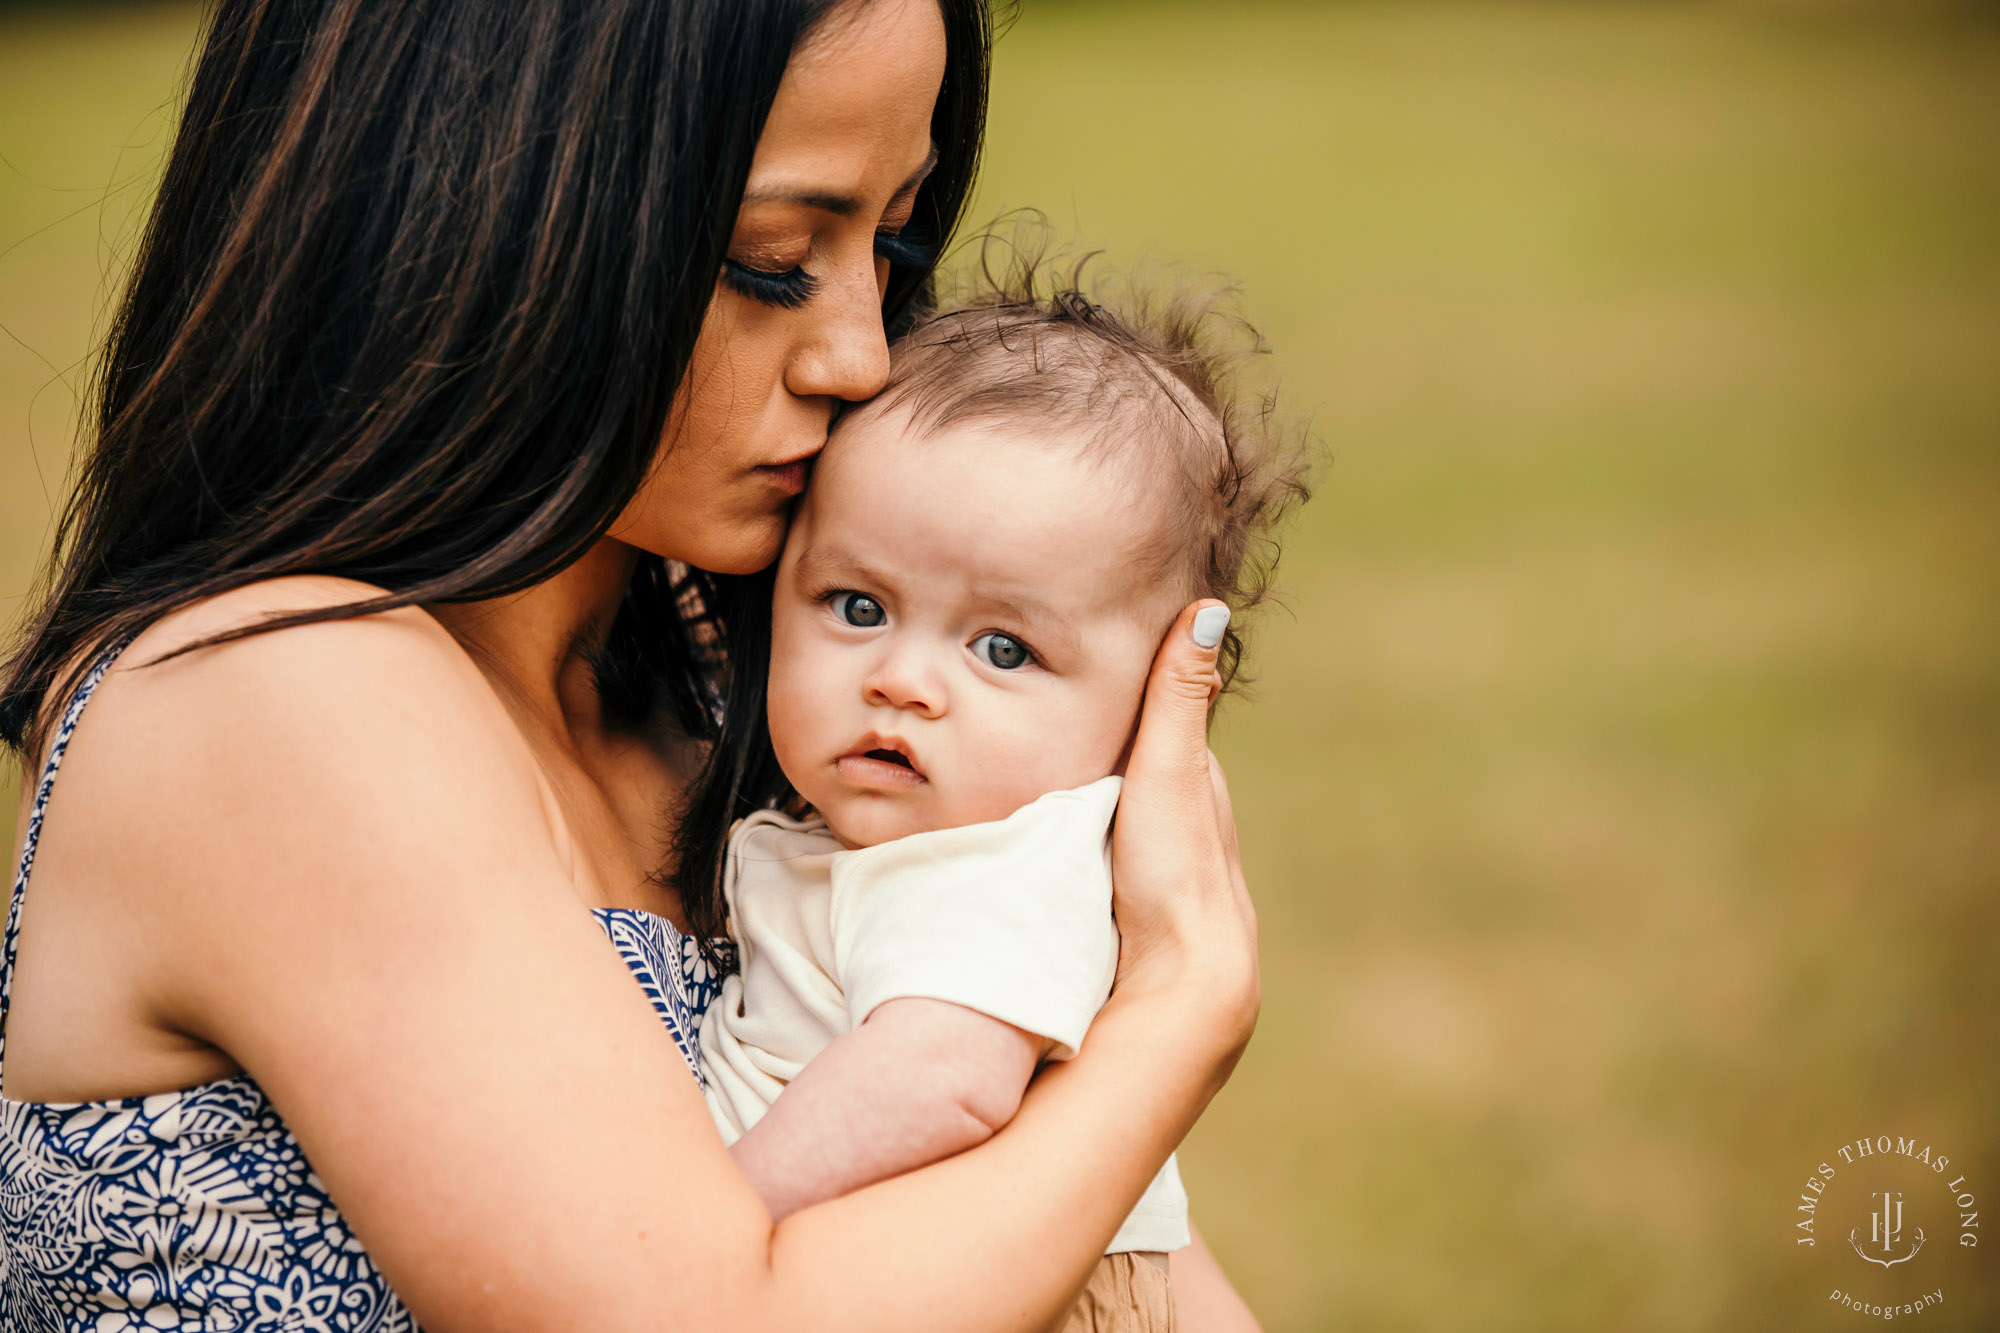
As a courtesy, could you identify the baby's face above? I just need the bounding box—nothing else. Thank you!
[767,407,1180,848]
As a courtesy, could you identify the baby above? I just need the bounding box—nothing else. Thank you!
[689,270,1308,1332]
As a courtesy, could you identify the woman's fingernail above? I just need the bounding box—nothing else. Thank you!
[1191,604,1231,649]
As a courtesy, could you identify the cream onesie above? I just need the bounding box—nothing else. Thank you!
[696,776,1189,1255]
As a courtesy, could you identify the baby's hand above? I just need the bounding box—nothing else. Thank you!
[728,998,1041,1221]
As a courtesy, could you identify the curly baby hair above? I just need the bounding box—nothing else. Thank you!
[863,234,1317,694]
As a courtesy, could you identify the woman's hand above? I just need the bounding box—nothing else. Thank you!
[1111,600,1260,1071]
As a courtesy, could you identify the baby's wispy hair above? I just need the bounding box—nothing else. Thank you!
[857,225,1318,695]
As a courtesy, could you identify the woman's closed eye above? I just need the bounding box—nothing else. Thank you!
[970,631,1035,671]
[722,257,821,310]
[724,230,930,309]
[829,591,887,628]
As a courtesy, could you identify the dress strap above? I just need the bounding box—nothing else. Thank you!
[0,644,127,1073]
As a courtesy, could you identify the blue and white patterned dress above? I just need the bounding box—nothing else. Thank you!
[0,648,733,1331]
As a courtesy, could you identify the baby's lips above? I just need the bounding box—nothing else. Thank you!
[848,732,923,775]
[833,748,929,789]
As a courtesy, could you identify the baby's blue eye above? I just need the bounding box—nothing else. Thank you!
[972,632,1031,670]
[831,592,885,627]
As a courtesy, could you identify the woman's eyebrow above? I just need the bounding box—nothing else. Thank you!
[742,144,939,218]
[898,143,941,197]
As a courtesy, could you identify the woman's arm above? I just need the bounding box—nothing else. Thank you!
[70,591,1252,1333]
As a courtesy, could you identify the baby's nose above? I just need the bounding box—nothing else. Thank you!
[862,648,946,719]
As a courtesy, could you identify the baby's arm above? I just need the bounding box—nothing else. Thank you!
[728,997,1043,1221]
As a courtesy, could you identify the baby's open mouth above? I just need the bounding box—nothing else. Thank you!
[837,737,927,788]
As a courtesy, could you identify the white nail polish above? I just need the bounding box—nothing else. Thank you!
[1191,605,1230,648]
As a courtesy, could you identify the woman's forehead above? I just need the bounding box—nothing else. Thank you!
[745,0,944,202]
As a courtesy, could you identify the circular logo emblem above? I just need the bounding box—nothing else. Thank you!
[1794,1134,1981,1321]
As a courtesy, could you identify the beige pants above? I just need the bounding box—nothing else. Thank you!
[1057,1253,1176,1333]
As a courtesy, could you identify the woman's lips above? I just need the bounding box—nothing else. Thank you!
[756,460,810,496]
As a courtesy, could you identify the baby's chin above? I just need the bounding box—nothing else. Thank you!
[818,800,932,851]
[816,779,1111,850]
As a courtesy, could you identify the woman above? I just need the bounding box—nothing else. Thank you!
[0,1,1260,1329]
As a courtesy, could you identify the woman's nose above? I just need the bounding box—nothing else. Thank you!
[787,261,891,403]
[862,646,946,719]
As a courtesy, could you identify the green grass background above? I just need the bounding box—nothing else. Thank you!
[4,3,1997,1329]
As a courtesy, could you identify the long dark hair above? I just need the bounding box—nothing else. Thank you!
[0,0,989,943]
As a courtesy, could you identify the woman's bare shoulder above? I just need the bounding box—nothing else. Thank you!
[6,576,573,1096]
[49,576,556,894]
[114,574,491,714]
[120,575,457,676]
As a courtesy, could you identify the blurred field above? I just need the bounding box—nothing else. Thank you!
[4,3,1998,1330]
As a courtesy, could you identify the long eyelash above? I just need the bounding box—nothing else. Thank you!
[873,229,936,269]
[722,260,820,310]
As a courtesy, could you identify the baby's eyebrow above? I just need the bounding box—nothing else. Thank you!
[790,546,883,589]
[972,589,1084,659]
